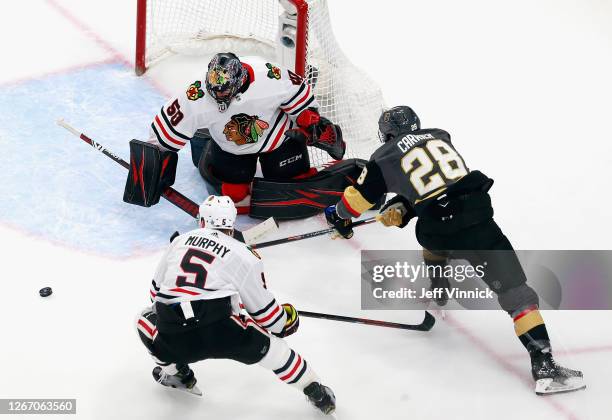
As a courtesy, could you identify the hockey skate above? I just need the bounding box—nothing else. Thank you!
[152,365,202,396]
[531,352,585,395]
[304,382,336,415]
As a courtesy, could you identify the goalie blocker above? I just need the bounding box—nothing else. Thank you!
[123,140,178,207]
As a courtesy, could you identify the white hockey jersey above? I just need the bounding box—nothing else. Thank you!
[150,56,317,156]
[149,227,287,334]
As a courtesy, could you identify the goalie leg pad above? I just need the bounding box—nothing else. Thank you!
[250,159,385,220]
[123,140,177,207]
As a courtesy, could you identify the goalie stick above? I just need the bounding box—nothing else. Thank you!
[251,217,377,249]
[299,310,436,332]
[56,119,278,243]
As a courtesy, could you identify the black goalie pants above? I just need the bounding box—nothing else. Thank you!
[198,137,311,186]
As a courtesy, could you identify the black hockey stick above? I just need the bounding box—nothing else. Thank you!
[299,310,435,332]
[252,217,377,249]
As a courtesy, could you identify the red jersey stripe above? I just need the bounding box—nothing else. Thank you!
[138,319,155,336]
[169,287,200,296]
[154,115,186,147]
[253,305,281,323]
[265,116,289,152]
[282,85,312,112]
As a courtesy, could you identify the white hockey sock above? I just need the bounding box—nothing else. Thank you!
[258,335,319,390]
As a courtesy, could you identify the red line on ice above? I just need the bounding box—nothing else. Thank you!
[44,0,171,97]
[45,0,128,65]
[444,313,582,420]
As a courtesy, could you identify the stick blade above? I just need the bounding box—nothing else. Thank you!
[242,217,279,245]
[418,311,436,331]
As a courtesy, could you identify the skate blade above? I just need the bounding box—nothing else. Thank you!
[186,385,203,396]
[535,377,586,395]
[166,383,202,396]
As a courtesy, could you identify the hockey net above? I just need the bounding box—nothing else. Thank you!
[136,0,385,167]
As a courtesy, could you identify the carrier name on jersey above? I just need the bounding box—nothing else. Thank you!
[185,235,231,258]
[397,133,435,153]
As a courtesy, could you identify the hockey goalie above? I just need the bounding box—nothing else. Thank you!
[123,52,371,220]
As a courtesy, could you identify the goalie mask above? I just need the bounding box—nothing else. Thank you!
[378,106,421,143]
[206,53,246,112]
[198,195,238,230]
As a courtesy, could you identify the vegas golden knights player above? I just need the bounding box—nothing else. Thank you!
[325,106,585,395]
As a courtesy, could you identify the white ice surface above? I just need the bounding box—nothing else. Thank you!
[1,0,611,419]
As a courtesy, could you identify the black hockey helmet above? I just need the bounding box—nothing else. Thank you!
[378,106,421,142]
[206,52,246,112]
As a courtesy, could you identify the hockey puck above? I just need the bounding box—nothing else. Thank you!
[39,287,53,297]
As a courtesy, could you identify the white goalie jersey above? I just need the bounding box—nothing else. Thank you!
[149,228,287,334]
[150,56,317,156]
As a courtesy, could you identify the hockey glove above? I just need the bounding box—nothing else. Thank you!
[325,205,354,239]
[274,303,300,338]
[377,195,415,228]
[285,109,346,160]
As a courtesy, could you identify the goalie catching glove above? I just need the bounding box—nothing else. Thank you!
[123,140,178,207]
[377,195,416,228]
[285,108,346,160]
[273,303,300,338]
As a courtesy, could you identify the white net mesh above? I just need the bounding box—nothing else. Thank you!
[144,0,385,166]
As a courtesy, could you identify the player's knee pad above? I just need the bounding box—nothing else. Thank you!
[497,284,539,315]
[257,334,291,370]
[136,308,158,353]
[259,138,310,179]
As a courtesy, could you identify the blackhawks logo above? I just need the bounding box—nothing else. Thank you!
[186,81,204,101]
[265,63,281,80]
[223,113,270,145]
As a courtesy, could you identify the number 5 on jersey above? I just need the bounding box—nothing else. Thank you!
[176,248,215,289]
[401,139,468,197]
